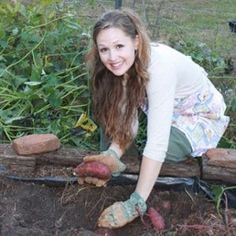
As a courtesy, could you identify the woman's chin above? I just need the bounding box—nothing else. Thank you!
[110,69,127,77]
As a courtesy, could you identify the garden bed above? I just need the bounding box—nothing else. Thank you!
[0,162,236,236]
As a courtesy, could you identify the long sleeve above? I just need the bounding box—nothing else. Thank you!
[143,47,178,162]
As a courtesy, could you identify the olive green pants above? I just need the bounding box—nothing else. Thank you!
[165,126,192,162]
[100,126,192,162]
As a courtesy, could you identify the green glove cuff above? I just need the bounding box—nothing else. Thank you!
[102,149,120,159]
[130,192,147,215]
[101,149,126,177]
[122,192,147,222]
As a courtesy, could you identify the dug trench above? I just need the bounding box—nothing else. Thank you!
[0,145,236,235]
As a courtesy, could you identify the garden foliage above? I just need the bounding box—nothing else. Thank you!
[0,0,235,150]
[0,0,96,148]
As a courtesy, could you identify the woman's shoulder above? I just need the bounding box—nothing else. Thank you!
[149,42,179,67]
[150,42,197,67]
[150,42,182,56]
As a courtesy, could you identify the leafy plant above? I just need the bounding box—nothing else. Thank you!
[171,39,230,76]
[0,0,98,149]
[211,185,236,214]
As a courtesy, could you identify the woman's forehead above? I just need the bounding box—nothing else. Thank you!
[96,27,131,44]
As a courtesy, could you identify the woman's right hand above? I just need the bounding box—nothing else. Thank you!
[78,149,126,187]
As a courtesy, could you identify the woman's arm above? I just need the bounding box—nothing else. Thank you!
[135,156,162,200]
[97,155,163,228]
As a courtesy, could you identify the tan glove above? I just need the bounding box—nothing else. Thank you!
[97,192,147,228]
[78,149,126,187]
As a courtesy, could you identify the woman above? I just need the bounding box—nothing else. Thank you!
[81,9,230,228]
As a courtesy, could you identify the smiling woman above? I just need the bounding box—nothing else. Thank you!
[96,27,138,76]
[87,9,150,152]
[82,8,230,229]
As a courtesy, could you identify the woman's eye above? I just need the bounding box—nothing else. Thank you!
[99,48,108,53]
[116,44,124,49]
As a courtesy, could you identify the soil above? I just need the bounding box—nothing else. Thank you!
[0,163,236,236]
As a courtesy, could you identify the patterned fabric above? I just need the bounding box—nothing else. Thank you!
[141,80,230,157]
[171,81,230,156]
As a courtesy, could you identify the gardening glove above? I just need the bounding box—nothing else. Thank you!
[97,192,147,228]
[78,149,126,187]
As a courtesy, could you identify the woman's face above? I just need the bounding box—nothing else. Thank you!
[96,27,139,76]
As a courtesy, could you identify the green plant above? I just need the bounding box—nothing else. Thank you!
[0,0,98,149]
[171,39,230,76]
[211,185,236,214]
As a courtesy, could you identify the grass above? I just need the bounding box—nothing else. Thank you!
[128,0,236,59]
[70,1,236,67]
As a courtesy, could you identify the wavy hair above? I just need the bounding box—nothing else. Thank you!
[86,9,151,150]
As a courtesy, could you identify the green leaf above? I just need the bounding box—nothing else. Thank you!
[31,66,41,81]
[48,92,62,108]
[0,40,8,49]
[12,27,19,35]
[45,74,58,87]
[0,56,6,62]
[13,77,27,89]
[24,81,42,86]
[5,116,26,124]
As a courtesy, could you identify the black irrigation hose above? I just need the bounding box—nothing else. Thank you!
[6,175,78,187]
[5,173,207,193]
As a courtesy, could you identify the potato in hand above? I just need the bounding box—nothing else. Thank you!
[73,161,112,180]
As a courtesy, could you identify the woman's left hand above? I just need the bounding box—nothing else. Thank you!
[97,192,147,228]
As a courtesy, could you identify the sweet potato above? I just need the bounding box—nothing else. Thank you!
[148,207,165,230]
[73,161,112,179]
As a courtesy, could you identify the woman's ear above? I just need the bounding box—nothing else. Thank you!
[134,35,139,50]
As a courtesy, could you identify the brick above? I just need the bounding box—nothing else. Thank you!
[12,134,60,155]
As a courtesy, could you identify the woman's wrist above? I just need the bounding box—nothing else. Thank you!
[101,148,127,176]
[101,149,119,160]
[130,191,147,214]
[108,143,124,158]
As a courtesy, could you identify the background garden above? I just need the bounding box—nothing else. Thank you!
[0,0,235,152]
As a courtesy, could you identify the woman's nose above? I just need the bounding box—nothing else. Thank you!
[108,49,117,61]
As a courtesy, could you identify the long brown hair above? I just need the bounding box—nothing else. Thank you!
[86,9,151,150]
